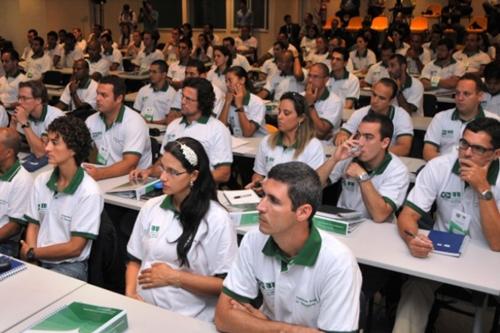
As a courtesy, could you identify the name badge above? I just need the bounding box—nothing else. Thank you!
[431,75,440,88]
[143,107,154,122]
[96,145,110,165]
[448,208,471,235]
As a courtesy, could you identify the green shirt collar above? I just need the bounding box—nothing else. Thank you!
[160,195,180,215]
[330,68,350,80]
[355,49,367,58]
[262,225,322,271]
[356,152,392,176]
[180,115,209,125]
[318,88,330,101]
[78,78,91,89]
[46,167,85,194]
[6,70,21,79]
[100,105,126,130]
[275,132,298,149]
[400,74,412,91]
[452,158,499,185]
[151,82,169,92]
[29,104,48,123]
[451,106,485,123]
[434,58,456,68]
[369,105,395,120]
[0,160,21,182]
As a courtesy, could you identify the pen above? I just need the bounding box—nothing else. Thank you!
[404,230,416,238]
[234,194,252,199]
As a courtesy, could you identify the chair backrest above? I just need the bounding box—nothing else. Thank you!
[150,136,161,164]
[371,16,389,32]
[423,94,438,117]
[265,124,279,134]
[410,16,429,33]
[346,16,363,32]
[467,16,487,33]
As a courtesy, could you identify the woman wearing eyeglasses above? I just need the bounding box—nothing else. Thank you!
[126,137,237,321]
[246,92,325,190]
[219,66,267,138]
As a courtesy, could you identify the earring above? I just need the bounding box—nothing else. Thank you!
[190,179,194,187]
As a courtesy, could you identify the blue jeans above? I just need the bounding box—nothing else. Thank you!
[41,260,88,281]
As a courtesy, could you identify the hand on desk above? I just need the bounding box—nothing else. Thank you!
[129,168,152,181]
[408,234,433,258]
[138,262,181,289]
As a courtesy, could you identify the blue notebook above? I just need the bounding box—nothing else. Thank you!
[0,255,27,281]
[22,154,49,172]
[428,230,467,257]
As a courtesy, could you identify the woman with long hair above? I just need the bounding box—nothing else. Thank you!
[246,92,325,189]
[206,45,232,93]
[219,66,266,137]
[192,33,213,64]
[126,137,237,321]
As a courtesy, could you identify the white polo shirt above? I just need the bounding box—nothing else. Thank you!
[406,48,432,75]
[424,108,499,156]
[227,93,267,137]
[327,69,360,104]
[60,47,85,68]
[101,48,123,71]
[206,67,228,94]
[364,62,390,85]
[235,36,258,52]
[453,50,491,73]
[25,54,52,80]
[481,92,500,117]
[420,59,466,94]
[160,115,233,170]
[0,161,32,231]
[329,153,410,222]
[266,43,297,56]
[0,106,8,127]
[307,52,330,69]
[263,69,307,102]
[254,134,325,176]
[395,42,410,56]
[308,89,344,134]
[223,227,361,332]
[340,105,414,145]
[405,151,500,245]
[134,83,177,122]
[127,195,237,321]
[394,75,424,117]
[231,54,251,71]
[26,105,65,138]
[134,49,165,72]
[89,57,111,76]
[59,78,98,111]
[46,44,63,61]
[24,168,103,264]
[86,105,152,169]
[0,71,28,106]
[261,59,278,77]
[166,60,186,83]
[349,49,377,72]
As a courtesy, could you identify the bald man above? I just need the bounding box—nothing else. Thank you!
[0,128,33,256]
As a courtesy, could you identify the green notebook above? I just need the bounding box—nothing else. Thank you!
[24,301,128,333]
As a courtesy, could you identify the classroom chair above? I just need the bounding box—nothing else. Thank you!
[346,16,363,33]
[371,16,389,32]
[410,16,429,33]
[422,4,442,19]
[467,16,488,33]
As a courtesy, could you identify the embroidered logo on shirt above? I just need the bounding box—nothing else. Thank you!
[441,129,454,138]
[149,225,160,238]
[295,296,319,307]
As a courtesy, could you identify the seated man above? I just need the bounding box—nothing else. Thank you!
[24,36,52,81]
[100,33,123,72]
[87,40,111,79]
[56,59,98,112]
[256,32,297,66]
[305,35,330,69]
[60,33,85,69]
[84,75,152,180]
[423,73,499,161]
[45,31,63,68]
[328,47,360,109]
[133,60,178,125]
[223,36,251,71]
[0,49,28,109]
[235,25,258,61]
[303,63,343,140]
[453,32,491,75]
[260,41,285,78]
[9,80,65,158]
[215,161,362,332]
[0,128,33,257]
[361,41,393,88]
[166,38,191,90]
[405,33,432,76]
[420,38,465,94]
[21,116,103,281]
[481,62,500,116]
[388,54,424,116]
[21,29,37,61]
[257,50,305,102]
[393,117,500,333]
[133,31,164,73]
[130,77,232,184]
[335,78,414,156]
[318,113,410,223]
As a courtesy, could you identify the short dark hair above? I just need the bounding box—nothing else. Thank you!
[1,49,20,62]
[99,75,126,99]
[484,62,500,82]
[465,118,500,149]
[186,58,206,75]
[48,116,92,165]
[47,31,58,39]
[267,161,322,219]
[182,77,215,118]
[151,59,168,73]
[376,78,398,99]
[179,38,193,50]
[227,66,252,91]
[28,29,38,36]
[380,41,396,53]
[273,40,287,50]
[390,54,407,66]
[223,36,235,46]
[458,73,484,92]
[19,80,48,104]
[33,36,44,47]
[331,47,349,62]
[438,38,455,51]
[311,62,330,77]
[100,33,113,43]
[361,113,394,142]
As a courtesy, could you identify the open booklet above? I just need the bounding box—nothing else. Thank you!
[107,177,161,200]
[312,205,366,236]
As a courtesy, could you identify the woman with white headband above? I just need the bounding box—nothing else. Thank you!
[125,137,237,321]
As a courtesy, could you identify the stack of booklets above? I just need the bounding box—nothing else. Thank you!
[24,301,128,333]
[428,230,469,257]
[313,205,365,236]
[0,255,27,281]
[107,177,161,200]
[220,190,261,227]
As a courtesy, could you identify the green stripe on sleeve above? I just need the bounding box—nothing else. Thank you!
[71,231,97,240]
[404,200,427,218]
[24,214,39,225]
[9,216,27,225]
[383,197,397,213]
[222,286,254,304]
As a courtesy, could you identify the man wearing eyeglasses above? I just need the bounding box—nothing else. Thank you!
[393,117,500,333]
[423,73,499,161]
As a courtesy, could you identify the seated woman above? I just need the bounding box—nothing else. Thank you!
[206,45,232,94]
[219,66,267,138]
[192,33,213,65]
[246,92,325,189]
[126,137,237,322]
[21,116,103,281]
[348,34,377,75]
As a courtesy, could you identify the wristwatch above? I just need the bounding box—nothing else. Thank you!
[21,122,30,129]
[479,189,493,201]
[356,172,371,183]
[26,247,36,261]
[235,107,244,113]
